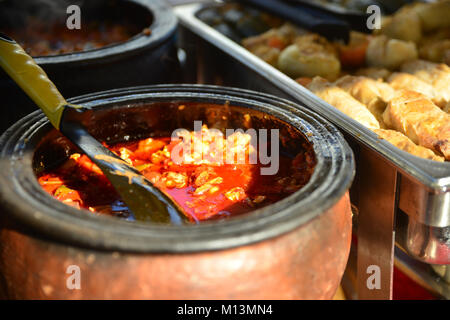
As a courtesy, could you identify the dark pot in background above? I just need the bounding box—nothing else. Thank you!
[0,0,179,133]
[0,85,354,299]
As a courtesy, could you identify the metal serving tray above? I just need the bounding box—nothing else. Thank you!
[174,2,450,299]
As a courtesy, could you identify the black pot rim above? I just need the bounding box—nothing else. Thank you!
[31,0,177,65]
[0,84,355,253]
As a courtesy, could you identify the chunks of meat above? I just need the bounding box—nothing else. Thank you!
[366,35,418,70]
[377,4,423,43]
[194,170,213,187]
[134,138,166,161]
[118,147,133,165]
[307,77,380,129]
[151,147,171,165]
[412,0,450,32]
[191,166,215,186]
[242,23,300,66]
[39,125,317,222]
[224,187,246,202]
[375,0,450,46]
[278,34,341,80]
[163,172,188,189]
[193,177,223,196]
[383,90,450,160]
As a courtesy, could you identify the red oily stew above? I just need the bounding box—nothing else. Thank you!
[38,125,316,223]
[5,19,146,56]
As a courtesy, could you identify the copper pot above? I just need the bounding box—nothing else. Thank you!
[0,0,179,133]
[0,85,354,299]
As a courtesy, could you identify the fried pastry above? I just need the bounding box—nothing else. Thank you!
[387,72,447,108]
[374,129,444,161]
[401,60,450,106]
[335,75,395,127]
[307,77,380,129]
[383,90,450,160]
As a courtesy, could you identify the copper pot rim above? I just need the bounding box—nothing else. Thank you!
[0,84,354,253]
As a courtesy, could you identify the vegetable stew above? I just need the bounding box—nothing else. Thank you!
[38,125,316,223]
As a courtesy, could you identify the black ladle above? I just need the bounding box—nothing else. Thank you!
[0,33,186,224]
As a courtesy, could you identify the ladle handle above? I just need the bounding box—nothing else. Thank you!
[0,33,67,129]
[0,34,187,225]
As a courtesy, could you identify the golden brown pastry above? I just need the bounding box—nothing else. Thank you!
[242,23,300,66]
[400,60,450,106]
[383,90,450,160]
[387,72,447,108]
[307,77,380,130]
[278,34,341,80]
[366,35,418,70]
[355,67,392,81]
[334,75,395,127]
[374,129,444,162]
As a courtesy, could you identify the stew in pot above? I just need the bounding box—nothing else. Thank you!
[38,125,316,223]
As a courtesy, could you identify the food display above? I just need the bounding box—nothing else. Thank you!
[0,0,153,57]
[178,0,450,300]
[38,123,316,223]
[238,0,450,161]
[4,19,147,56]
[0,0,175,136]
[0,0,448,302]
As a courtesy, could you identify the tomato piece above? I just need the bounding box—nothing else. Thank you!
[77,155,103,176]
[339,41,368,69]
[39,175,64,194]
[267,36,285,50]
[134,138,167,160]
[295,77,313,87]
